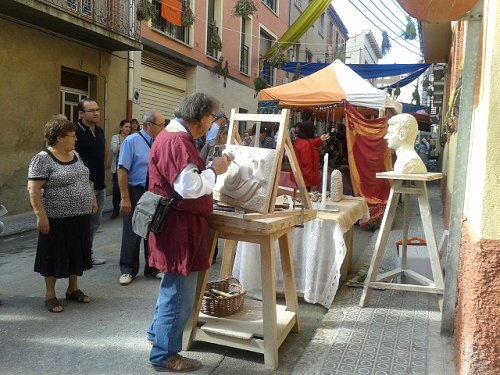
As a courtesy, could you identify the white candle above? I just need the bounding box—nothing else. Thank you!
[321,153,328,209]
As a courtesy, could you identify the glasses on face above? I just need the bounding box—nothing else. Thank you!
[150,121,165,128]
[84,108,100,113]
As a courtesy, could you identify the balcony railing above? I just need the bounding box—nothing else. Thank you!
[151,0,190,44]
[40,0,141,41]
[240,44,249,74]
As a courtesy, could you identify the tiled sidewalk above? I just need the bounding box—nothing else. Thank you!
[292,181,455,375]
[293,287,438,375]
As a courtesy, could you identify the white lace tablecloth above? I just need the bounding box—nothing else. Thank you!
[231,196,369,309]
[233,219,347,309]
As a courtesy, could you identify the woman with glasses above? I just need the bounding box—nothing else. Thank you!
[27,115,97,313]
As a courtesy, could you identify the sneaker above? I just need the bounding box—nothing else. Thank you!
[119,274,133,286]
[92,257,106,265]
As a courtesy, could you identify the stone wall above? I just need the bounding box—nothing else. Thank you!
[454,221,500,374]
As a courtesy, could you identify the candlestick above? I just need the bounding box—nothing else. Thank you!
[321,153,328,209]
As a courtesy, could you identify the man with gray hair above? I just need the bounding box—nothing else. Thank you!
[117,111,166,286]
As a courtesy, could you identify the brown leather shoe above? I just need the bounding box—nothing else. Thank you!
[152,353,202,372]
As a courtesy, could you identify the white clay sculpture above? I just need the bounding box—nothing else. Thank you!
[385,113,427,174]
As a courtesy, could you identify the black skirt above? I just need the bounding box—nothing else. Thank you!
[34,214,93,278]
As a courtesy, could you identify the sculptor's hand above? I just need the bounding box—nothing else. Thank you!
[211,156,230,175]
[222,151,235,162]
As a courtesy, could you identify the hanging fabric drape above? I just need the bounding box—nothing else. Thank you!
[345,102,392,227]
[278,62,430,89]
[263,0,331,60]
[161,0,182,27]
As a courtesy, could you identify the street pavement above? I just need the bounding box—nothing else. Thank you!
[0,183,454,374]
[0,203,326,375]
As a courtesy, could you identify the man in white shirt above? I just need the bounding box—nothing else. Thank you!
[204,111,227,144]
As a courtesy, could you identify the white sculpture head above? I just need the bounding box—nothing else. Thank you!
[385,114,427,174]
[385,114,419,150]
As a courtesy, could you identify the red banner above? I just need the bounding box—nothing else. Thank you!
[345,102,392,226]
[161,0,182,27]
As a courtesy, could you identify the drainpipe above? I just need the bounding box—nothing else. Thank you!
[99,49,108,132]
[127,51,134,120]
[441,2,483,334]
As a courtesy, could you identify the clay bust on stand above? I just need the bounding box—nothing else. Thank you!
[385,114,427,174]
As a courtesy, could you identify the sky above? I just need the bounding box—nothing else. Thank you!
[332,0,422,63]
[331,0,423,102]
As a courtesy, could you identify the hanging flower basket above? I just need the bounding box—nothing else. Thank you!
[181,5,195,27]
[254,76,269,92]
[402,16,417,40]
[212,56,230,87]
[268,44,288,68]
[136,0,157,22]
[211,28,223,53]
[232,0,258,18]
[213,56,225,78]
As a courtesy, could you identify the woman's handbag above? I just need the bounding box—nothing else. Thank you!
[132,191,179,238]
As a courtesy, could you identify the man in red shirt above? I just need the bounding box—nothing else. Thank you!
[146,93,231,372]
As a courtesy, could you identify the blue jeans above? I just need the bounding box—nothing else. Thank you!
[90,188,105,253]
[148,272,198,366]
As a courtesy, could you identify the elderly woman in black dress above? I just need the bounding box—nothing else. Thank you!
[27,116,97,313]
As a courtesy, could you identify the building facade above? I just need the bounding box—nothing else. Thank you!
[133,0,290,132]
[413,1,500,373]
[0,0,294,214]
[345,30,382,65]
[288,2,347,64]
[0,0,141,214]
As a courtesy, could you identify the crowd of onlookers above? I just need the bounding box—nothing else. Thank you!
[25,93,232,372]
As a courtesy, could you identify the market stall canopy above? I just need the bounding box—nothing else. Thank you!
[411,110,432,132]
[385,96,402,114]
[258,60,387,110]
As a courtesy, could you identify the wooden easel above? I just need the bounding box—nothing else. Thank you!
[222,108,312,216]
[183,110,316,369]
[359,172,445,310]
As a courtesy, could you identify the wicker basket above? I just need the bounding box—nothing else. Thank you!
[201,277,246,317]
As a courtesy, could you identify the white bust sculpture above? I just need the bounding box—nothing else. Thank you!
[385,114,427,174]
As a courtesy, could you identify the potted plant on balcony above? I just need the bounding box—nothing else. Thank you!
[136,0,157,22]
[182,4,195,27]
[232,0,258,18]
[136,0,158,21]
[211,27,223,53]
